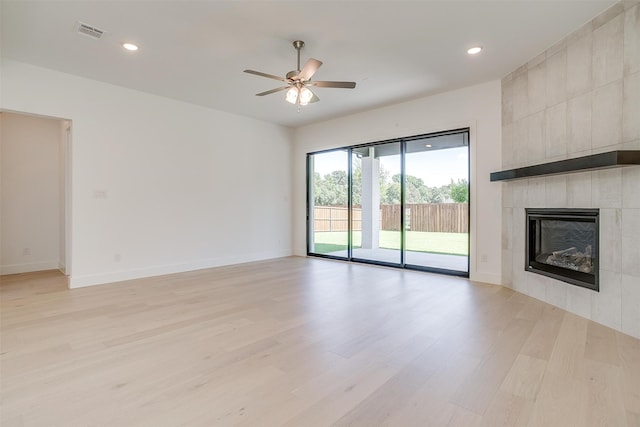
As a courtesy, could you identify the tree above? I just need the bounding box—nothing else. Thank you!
[352,163,362,206]
[314,170,348,206]
[382,174,447,204]
[383,176,401,204]
[449,178,469,203]
[314,165,467,206]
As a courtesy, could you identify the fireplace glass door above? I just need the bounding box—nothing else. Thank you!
[526,209,599,291]
[536,220,596,273]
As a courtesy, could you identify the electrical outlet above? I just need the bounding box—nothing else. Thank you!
[114,253,121,262]
[23,248,31,256]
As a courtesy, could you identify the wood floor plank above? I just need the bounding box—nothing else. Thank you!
[584,359,628,427]
[519,304,564,360]
[281,362,399,427]
[382,352,482,426]
[481,391,533,427]
[585,321,621,366]
[1,257,639,427]
[329,350,443,426]
[499,354,547,400]
[617,331,640,417]
[449,318,535,414]
[546,312,589,379]
[527,372,588,427]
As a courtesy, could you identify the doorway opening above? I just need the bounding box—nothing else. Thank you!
[0,111,72,279]
[307,128,469,276]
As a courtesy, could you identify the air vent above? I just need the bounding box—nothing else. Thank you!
[75,22,105,39]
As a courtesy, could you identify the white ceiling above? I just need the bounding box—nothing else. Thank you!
[1,1,617,128]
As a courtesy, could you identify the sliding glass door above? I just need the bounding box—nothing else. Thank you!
[307,149,349,258]
[404,133,469,273]
[351,142,402,265]
[307,129,469,276]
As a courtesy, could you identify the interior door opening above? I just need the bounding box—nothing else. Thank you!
[0,111,72,279]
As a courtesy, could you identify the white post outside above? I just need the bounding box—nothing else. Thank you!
[361,147,380,249]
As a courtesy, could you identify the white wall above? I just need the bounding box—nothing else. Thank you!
[0,112,62,274]
[292,80,503,284]
[0,59,293,287]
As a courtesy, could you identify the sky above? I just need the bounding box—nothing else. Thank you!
[313,146,468,187]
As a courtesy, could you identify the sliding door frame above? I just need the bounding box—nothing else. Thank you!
[401,130,470,277]
[350,139,403,268]
[306,148,350,261]
[306,128,470,278]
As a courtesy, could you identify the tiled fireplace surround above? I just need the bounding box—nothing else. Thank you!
[501,1,640,339]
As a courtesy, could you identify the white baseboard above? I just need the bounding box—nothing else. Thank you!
[0,261,60,275]
[470,271,502,285]
[68,251,292,288]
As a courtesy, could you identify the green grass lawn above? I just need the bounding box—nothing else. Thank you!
[312,231,468,256]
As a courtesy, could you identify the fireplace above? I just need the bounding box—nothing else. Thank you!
[526,209,599,291]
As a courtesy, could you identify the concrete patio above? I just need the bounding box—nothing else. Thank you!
[323,247,468,272]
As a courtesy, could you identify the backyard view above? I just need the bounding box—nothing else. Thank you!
[308,131,469,272]
[313,230,469,256]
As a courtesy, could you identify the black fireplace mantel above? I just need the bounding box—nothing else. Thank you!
[490,150,640,182]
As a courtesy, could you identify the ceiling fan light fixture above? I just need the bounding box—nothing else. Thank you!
[299,87,314,105]
[286,87,299,104]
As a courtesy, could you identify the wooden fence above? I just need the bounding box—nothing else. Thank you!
[381,203,468,233]
[313,203,468,233]
[313,206,361,232]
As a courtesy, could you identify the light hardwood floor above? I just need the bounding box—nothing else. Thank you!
[1,257,639,426]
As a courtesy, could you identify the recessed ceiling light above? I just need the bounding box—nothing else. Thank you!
[425,144,432,148]
[122,42,139,51]
[467,46,483,55]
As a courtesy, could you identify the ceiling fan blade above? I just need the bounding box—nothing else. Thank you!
[256,86,291,96]
[297,58,323,81]
[309,81,356,89]
[244,69,288,82]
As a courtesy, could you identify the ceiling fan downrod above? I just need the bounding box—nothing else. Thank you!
[293,40,304,72]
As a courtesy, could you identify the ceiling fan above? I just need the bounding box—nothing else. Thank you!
[244,40,356,107]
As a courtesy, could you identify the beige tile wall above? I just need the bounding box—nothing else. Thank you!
[501,1,640,338]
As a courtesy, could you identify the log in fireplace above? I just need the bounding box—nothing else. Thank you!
[526,209,599,291]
